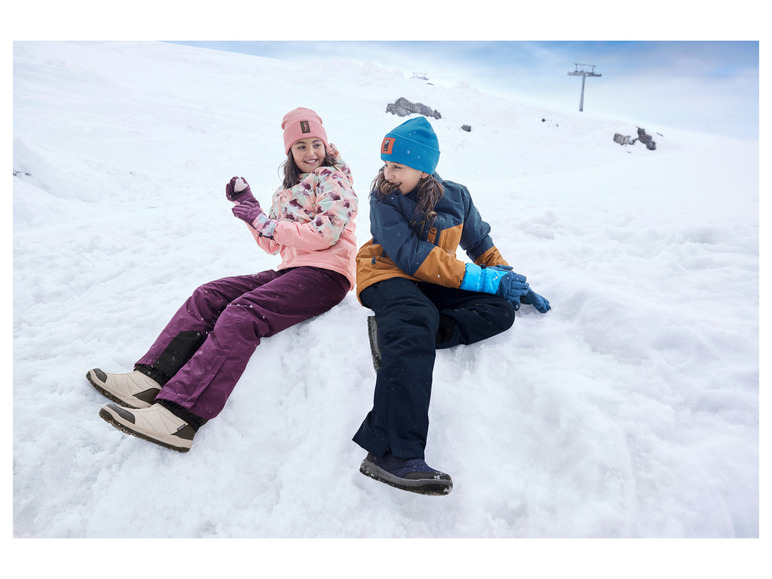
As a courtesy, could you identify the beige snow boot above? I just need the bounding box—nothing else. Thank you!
[86,368,161,409]
[99,403,195,452]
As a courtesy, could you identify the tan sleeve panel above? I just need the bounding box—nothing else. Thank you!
[474,246,509,268]
[414,246,466,287]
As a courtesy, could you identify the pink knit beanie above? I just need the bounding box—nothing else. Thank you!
[282,107,328,153]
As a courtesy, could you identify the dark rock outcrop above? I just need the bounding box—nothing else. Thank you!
[386,97,441,119]
[613,127,657,150]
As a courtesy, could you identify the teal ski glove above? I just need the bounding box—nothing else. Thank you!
[460,264,529,302]
[495,268,530,302]
[521,289,551,313]
[460,263,508,294]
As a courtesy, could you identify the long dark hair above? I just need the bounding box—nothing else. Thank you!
[280,147,336,189]
[371,168,445,225]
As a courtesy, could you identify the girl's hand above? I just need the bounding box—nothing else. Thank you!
[232,200,277,238]
[226,176,258,204]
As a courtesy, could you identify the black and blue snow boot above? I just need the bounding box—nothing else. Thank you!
[359,452,453,496]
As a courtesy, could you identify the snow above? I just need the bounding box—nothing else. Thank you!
[11,41,761,572]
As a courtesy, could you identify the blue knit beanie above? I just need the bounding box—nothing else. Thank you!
[380,117,440,174]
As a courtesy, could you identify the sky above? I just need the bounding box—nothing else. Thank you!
[4,1,763,140]
[171,40,759,140]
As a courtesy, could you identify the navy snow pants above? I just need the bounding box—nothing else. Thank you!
[352,277,516,460]
[135,267,349,420]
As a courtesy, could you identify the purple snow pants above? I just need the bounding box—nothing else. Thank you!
[135,267,349,420]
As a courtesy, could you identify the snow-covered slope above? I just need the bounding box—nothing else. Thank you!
[13,40,758,553]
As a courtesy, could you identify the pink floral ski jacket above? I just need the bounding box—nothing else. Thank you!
[253,143,358,290]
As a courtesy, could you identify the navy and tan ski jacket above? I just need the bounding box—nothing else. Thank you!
[355,173,508,302]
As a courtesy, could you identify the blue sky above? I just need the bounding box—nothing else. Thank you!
[7,2,760,140]
[173,41,759,140]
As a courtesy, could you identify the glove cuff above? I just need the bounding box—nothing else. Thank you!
[460,264,504,294]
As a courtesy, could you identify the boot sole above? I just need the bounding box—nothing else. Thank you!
[86,370,157,409]
[359,459,453,496]
[99,405,192,453]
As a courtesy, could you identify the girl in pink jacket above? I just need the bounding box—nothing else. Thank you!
[88,108,357,452]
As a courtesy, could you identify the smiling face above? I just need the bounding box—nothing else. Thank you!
[290,137,327,173]
[382,161,427,195]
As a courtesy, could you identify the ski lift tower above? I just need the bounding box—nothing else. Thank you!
[568,63,601,112]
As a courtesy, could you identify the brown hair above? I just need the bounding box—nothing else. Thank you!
[371,168,445,225]
[280,145,336,189]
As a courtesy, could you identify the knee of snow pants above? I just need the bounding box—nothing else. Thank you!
[135,275,266,381]
[419,284,517,349]
[153,267,349,420]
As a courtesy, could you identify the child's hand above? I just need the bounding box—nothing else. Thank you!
[496,270,530,302]
[460,263,529,300]
[226,176,257,204]
[232,201,277,238]
[232,199,263,224]
[521,289,551,313]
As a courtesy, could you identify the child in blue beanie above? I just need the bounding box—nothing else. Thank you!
[354,116,550,495]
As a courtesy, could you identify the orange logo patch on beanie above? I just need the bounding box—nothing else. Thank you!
[381,137,395,155]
